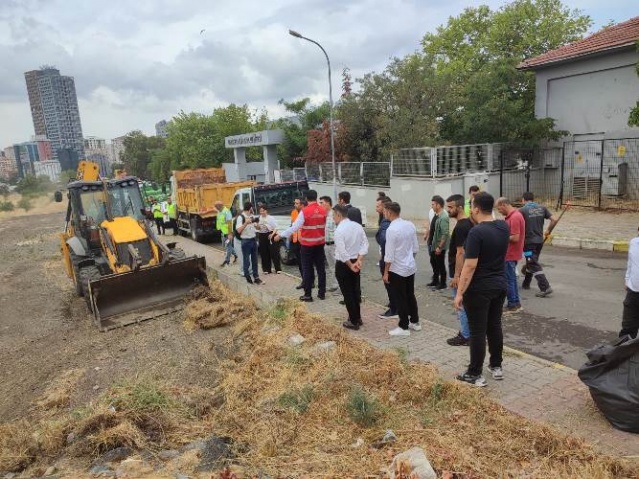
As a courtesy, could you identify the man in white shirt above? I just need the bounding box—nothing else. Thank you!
[382,201,421,336]
[333,204,369,330]
[620,230,639,339]
[236,201,262,285]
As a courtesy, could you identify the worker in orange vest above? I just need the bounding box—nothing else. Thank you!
[289,197,304,288]
[274,190,327,302]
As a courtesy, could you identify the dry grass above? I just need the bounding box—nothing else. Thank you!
[1,283,638,477]
[202,298,639,478]
[183,282,258,330]
[35,368,86,411]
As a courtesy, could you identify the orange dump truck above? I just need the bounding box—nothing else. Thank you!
[172,168,254,242]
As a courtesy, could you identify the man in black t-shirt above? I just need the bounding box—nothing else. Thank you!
[519,192,558,297]
[445,194,473,346]
[454,192,509,387]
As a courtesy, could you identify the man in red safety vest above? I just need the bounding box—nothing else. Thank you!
[273,190,327,302]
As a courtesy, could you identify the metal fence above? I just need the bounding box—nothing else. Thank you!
[282,162,391,187]
[561,138,639,210]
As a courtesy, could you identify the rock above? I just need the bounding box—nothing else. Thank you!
[93,385,100,391]
[382,429,397,443]
[194,435,233,472]
[351,437,365,448]
[89,464,115,477]
[114,458,153,478]
[261,324,281,334]
[312,341,336,354]
[158,449,180,461]
[388,447,436,479]
[97,447,133,464]
[44,466,57,476]
[66,432,76,444]
[288,334,306,346]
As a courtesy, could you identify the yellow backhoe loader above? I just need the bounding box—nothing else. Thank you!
[57,161,208,331]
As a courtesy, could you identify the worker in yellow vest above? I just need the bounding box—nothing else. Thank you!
[215,200,237,267]
[151,199,165,235]
[166,198,178,235]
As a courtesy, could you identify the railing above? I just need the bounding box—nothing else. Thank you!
[281,162,391,187]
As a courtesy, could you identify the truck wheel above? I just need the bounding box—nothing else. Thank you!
[190,218,201,242]
[79,265,102,312]
[70,252,84,296]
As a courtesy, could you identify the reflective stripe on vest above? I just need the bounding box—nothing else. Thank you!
[299,203,326,246]
[216,207,230,235]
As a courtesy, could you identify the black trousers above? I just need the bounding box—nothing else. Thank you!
[301,244,326,297]
[620,289,639,339]
[463,288,506,376]
[389,272,419,329]
[433,250,447,285]
[258,233,281,273]
[522,243,550,291]
[379,260,396,313]
[336,260,361,324]
[154,217,165,235]
[291,240,303,279]
[167,218,178,235]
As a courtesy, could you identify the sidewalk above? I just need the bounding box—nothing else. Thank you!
[542,208,639,252]
[175,238,639,458]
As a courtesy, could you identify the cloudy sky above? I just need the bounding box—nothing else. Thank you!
[0,0,635,148]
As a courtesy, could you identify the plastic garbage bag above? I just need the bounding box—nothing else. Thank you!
[578,335,639,433]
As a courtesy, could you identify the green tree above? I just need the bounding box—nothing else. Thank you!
[423,0,591,145]
[165,104,269,170]
[120,131,165,178]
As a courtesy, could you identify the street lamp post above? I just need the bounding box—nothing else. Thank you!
[289,29,337,201]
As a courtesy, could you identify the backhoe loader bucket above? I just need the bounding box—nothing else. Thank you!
[88,256,208,331]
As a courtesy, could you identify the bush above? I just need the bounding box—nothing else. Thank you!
[17,197,32,211]
[0,201,14,212]
[15,174,54,197]
[277,385,314,414]
[346,386,381,427]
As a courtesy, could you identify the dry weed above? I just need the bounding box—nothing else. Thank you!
[184,281,257,330]
[0,420,36,472]
[35,368,86,412]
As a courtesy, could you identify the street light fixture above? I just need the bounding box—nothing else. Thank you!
[288,29,337,201]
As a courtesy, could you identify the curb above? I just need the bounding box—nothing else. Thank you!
[547,235,628,252]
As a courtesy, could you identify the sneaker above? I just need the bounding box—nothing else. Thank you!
[342,320,360,330]
[488,366,503,380]
[408,322,422,331]
[505,304,522,312]
[378,309,399,320]
[388,327,410,337]
[456,372,487,387]
[254,278,263,285]
[446,333,469,346]
[535,288,553,298]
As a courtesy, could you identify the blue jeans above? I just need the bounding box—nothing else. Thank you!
[505,260,520,307]
[224,237,236,264]
[451,285,470,339]
[241,238,259,279]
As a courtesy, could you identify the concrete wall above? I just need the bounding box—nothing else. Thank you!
[534,49,639,137]
[310,173,501,224]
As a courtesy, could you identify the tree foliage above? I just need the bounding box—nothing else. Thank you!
[120,131,165,179]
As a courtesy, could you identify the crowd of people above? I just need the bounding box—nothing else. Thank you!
[213,186,562,388]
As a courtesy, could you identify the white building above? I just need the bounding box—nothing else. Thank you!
[34,160,61,182]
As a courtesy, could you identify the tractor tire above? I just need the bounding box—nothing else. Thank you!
[69,252,84,296]
[78,265,102,312]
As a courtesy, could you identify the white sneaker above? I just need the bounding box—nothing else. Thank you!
[408,322,422,331]
[389,327,410,337]
[488,366,503,380]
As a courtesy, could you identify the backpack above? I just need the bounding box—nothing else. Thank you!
[232,213,246,238]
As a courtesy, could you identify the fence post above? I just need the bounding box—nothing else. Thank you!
[390,154,394,178]
[557,144,566,209]
[499,150,503,197]
[597,139,605,209]
[360,162,364,186]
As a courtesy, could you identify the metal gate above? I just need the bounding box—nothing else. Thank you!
[562,140,603,207]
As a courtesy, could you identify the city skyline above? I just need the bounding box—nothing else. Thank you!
[0,0,636,148]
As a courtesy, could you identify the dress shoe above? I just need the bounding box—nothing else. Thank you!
[295,283,304,290]
[299,295,313,302]
[426,280,438,287]
[436,283,447,290]
[245,276,253,284]
[318,293,326,300]
[342,320,360,330]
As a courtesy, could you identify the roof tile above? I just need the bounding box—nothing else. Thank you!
[519,16,639,70]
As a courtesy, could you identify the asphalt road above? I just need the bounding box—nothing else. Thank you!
[205,232,626,369]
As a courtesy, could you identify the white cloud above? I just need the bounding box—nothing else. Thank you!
[0,0,635,147]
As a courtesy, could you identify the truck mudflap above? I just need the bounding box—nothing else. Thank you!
[88,256,208,331]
